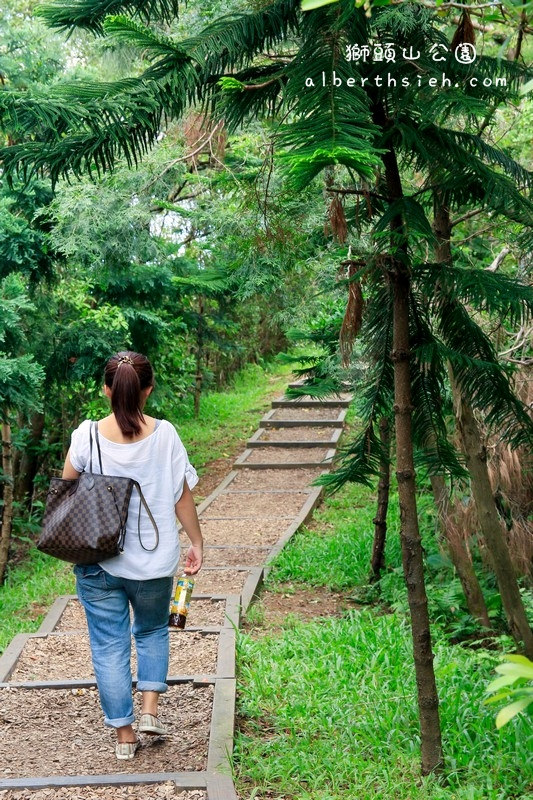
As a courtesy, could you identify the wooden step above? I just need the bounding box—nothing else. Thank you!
[272,394,351,408]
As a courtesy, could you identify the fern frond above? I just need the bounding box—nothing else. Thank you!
[103,15,187,59]
[36,0,181,34]
[316,422,386,492]
[433,296,533,449]
[416,263,533,329]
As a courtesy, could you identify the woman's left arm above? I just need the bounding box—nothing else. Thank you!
[62,449,81,480]
[175,480,203,575]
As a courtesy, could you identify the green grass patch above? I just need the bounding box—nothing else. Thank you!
[235,612,531,800]
[0,359,292,654]
[235,477,532,799]
[0,551,75,653]
[268,481,397,590]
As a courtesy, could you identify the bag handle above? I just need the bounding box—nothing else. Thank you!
[132,480,159,552]
[90,422,159,553]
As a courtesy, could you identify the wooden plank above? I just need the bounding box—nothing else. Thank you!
[0,675,216,690]
[240,567,264,615]
[216,628,236,679]
[199,514,295,519]
[0,634,29,683]
[37,595,76,635]
[204,544,270,549]
[197,565,253,573]
[272,397,350,408]
[207,679,236,774]
[223,595,240,629]
[247,428,264,443]
[234,459,333,470]
[0,773,208,790]
[218,488,313,494]
[247,439,337,448]
[264,407,348,427]
[233,448,252,466]
[206,773,239,800]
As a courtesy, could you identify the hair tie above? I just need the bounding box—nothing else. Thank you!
[117,356,134,366]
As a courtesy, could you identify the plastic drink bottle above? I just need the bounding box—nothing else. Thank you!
[168,574,195,628]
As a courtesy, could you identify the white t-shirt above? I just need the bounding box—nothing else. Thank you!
[69,418,198,580]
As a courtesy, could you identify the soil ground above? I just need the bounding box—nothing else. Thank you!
[0,788,206,800]
[0,685,212,778]
[242,582,358,633]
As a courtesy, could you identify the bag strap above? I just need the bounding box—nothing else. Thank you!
[91,421,159,553]
[132,480,159,552]
[93,422,104,473]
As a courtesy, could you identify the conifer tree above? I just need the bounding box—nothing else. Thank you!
[1,0,532,774]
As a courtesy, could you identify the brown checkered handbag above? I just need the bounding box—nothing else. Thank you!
[37,422,159,565]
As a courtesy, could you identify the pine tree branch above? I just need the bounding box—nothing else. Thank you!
[144,120,224,186]
[486,246,511,272]
[451,208,485,228]
[326,187,386,200]
[413,0,503,13]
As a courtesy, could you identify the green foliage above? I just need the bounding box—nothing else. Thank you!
[0,0,65,89]
[0,548,75,653]
[236,610,530,799]
[37,0,182,34]
[0,188,55,283]
[0,275,44,418]
[485,655,533,729]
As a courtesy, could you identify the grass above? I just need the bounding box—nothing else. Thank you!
[234,480,533,800]
[235,614,531,800]
[0,552,76,653]
[0,358,292,655]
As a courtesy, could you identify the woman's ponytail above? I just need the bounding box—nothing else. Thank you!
[104,351,154,437]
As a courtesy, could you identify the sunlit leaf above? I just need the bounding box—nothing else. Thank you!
[496,697,533,729]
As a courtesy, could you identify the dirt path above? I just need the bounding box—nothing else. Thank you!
[0,387,349,800]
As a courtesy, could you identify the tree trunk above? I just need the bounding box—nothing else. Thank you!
[432,198,491,629]
[375,101,443,773]
[194,296,205,418]
[430,474,491,628]
[0,421,14,585]
[434,198,531,653]
[370,416,390,583]
[13,412,45,507]
[391,265,443,774]
[451,378,533,658]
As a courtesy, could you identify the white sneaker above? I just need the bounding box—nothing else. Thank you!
[116,740,139,760]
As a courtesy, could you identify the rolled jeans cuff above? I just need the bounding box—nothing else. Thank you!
[104,713,136,729]
[136,680,168,693]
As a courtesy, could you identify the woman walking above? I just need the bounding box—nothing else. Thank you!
[62,351,203,760]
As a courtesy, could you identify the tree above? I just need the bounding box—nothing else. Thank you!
[0,274,44,583]
[1,0,532,774]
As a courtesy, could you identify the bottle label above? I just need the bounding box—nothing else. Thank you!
[169,574,195,617]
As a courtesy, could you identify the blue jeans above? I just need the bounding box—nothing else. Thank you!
[74,564,173,729]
